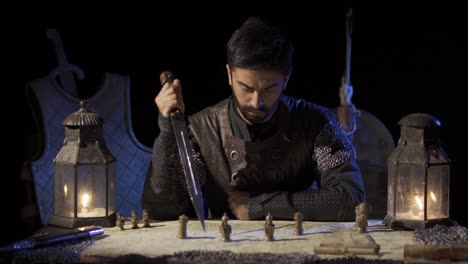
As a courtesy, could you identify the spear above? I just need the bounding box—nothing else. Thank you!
[338,8,360,137]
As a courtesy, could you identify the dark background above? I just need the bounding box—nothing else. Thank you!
[11,4,468,245]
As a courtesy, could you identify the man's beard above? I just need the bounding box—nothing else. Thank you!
[232,93,281,125]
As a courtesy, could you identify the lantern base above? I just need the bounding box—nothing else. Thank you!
[48,213,116,229]
[384,214,455,230]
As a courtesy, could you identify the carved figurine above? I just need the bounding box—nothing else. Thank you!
[142,209,151,228]
[177,214,189,239]
[293,211,304,236]
[131,210,140,229]
[354,202,370,233]
[116,212,125,231]
[264,212,275,241]
[219,213,232,242]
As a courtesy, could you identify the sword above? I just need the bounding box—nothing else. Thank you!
[160,71,206,231]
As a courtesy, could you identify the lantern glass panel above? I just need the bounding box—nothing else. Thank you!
[387,163,395,217]
[427,165,450,219]
[108,163,116,215]
[54,163,76,218]
[77,164,107,218]
[395,164,425,220]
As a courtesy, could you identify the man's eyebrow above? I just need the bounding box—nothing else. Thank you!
[236,80,278,91]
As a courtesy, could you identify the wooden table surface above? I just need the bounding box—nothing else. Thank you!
[80,219,416,262]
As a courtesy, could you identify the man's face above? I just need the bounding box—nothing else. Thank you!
[227,65,290,125]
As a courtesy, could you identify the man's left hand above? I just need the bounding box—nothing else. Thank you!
[228,191,250,220]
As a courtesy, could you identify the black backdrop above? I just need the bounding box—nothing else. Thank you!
[13,4,467,244]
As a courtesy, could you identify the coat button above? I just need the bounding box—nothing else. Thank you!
[230,150,239,161]
[275,171,284,179]
[231,172,240,183]
[272,149,280,159]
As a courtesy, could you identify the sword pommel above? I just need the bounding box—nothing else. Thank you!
[160,71,175,86]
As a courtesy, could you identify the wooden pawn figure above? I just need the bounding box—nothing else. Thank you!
[219,213,232,242]
[264,212,275,241]
[177,214,189,239]
[293,212,303,236]
[116,212,125,231]
[354,202,370,233]
[142,209,151,228]
[131,210,140,229]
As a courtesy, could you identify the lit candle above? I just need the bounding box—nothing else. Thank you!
[430,191,437,203]
[63,184,69,212]
[82,193,90,213]
[415,196,423,210]
[412,195,424,218]
[429,191,439,218]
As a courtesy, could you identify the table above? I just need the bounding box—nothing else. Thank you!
[82,219,417,263]
[12,220,468,264]
[11,219,454,263]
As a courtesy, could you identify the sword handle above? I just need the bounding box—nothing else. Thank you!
[160,71,183,117]
[160,71,175,86]
[159,71,181,115]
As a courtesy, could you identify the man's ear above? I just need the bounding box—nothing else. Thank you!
[226,64,232,86]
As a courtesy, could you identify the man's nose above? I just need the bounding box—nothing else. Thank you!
[251,91,264,109]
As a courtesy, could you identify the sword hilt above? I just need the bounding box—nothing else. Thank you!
[160,71,175,86]
[160,71,181,115]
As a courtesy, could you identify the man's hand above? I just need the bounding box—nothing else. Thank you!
[155,72,185,118]
[228,191,250,220]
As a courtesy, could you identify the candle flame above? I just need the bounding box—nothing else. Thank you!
[415,196,423,210]
[64,185,68,196]
[82,193,90,208]
[430,192,437,203]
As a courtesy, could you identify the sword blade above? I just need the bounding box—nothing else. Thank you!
[171,111,206,231]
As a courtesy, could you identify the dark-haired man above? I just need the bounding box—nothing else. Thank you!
[142,17,365,221]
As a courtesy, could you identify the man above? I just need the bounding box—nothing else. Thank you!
[142,17,365,221]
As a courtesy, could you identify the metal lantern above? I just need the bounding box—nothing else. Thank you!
[384,113,452,230]
[48,101,116,228]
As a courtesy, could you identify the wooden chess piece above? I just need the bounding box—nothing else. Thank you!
[177,214,189,239]
[293,212,303,236]
[116,212,125,231]
[131,210,140,229]
[219,213,232,242]
[354,202,370,233]
[142,209,151,228]
[264,212,275,241]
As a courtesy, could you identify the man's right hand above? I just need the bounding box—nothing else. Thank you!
[155,75,185,118]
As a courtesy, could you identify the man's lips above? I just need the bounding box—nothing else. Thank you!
[247,110,265,116]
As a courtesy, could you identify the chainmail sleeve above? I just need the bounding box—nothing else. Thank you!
[142,114,207,220]
[249,110,365,221]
